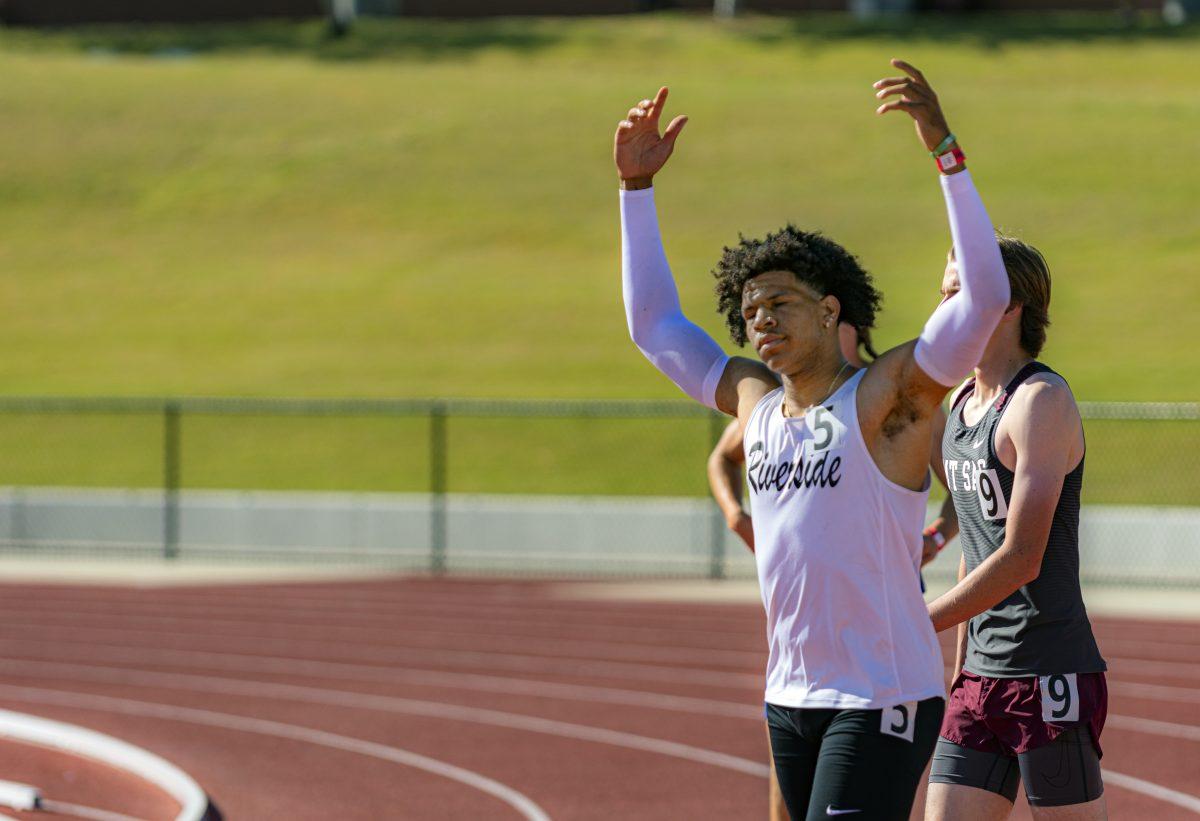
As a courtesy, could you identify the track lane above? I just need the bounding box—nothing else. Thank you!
[2,579,1197,819]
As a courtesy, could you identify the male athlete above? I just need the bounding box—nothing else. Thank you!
[707,324,959,821]
[924,239,1108,819]
[709,323,959,567]
[616,60,1010,819]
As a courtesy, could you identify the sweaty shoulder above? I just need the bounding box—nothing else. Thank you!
[715,356,780,422]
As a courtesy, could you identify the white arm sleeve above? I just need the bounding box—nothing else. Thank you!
[914,170,1011,387]
[621,187,729,409]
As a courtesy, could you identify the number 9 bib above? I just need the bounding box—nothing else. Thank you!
[1039,673,1079,723]
[976,468,1009,521]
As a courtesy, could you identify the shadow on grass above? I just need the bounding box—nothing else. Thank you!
[0,13,1196,62]
[0,17,568,62]
[731,11,1200,48]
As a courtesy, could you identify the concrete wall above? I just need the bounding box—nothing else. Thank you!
[1,487,1196,584]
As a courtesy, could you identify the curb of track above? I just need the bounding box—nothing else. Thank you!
[0,708,221,821]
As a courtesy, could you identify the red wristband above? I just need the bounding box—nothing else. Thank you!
[935,147,966,174]
[923,525,947,551]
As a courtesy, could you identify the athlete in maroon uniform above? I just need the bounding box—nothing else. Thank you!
[925,239,1107,820]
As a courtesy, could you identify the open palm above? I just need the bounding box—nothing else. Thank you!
[613,86,688,183]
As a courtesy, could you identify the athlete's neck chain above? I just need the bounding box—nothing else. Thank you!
[782,360,851,419]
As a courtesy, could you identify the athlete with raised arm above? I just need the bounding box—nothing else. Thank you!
[616,60,1010,819]
[709,324,959,568]
[708,324,958,821]
[924,239,1108,820]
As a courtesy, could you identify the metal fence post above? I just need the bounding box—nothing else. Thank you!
[708,410,726,580]
[163,401,181,560]
[429,401,448,575]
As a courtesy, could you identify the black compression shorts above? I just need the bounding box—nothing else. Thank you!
[766,698,944,820]
[929,726,1104,807]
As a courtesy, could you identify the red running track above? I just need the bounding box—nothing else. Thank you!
[0,577,1197,819]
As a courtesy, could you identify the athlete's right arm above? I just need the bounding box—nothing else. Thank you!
[952,554,969,679]
[615,88,776,417]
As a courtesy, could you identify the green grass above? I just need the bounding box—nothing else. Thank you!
[0,15,1196,502]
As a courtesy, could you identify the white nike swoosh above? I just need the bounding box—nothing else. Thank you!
[826,808,862,816]
[971,439,985,449]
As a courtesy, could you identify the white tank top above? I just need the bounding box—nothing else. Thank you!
[744,369,944,709]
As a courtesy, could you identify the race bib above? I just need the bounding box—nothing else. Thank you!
[806,406,846,453]
[975,468,1009,521]
[1039,673,1079,723]
[880,701,917,742]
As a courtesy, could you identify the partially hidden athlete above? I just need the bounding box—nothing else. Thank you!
[924,236,1108,820]
[615,60,1009,820]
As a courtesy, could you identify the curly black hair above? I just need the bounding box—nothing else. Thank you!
[713,225,882,347]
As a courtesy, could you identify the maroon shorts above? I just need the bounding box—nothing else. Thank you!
[940,670,1107,758]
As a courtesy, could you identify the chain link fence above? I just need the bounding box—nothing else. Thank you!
[0,397,1196,585]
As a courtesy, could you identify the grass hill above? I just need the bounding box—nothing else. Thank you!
[0,15,1195,501]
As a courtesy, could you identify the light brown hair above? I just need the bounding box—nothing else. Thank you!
[996,235,1051,357]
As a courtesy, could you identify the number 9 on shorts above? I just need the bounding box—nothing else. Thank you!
[1038,673,1079,723]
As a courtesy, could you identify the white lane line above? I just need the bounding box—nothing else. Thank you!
[38,800,145,821]
[7,620,1199,701]
[3,645,1197,731]
[0,634,762,690]
[0,593,764,635]
[6,655,1196,752]
[1089,637,1200,658]
[0,602,757,652]
[0,604,758,662]
[0,650,761,719]
[1102,772,1200,815]
[1106,658,1200,680]
[0,685,550,821]
[0,661,1194,815]
[4,610,1199,686]
[0,780,39,811]
[0,663,769,778]
[0,611,762,669]
[1106,714,1200,742]
[1109,680,1200,705]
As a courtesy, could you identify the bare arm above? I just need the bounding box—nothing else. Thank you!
[707,419,754,552]
[951,554,969,679]
[927,379,1081,633]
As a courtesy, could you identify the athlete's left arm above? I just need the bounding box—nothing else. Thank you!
[927,379,1082,633]
[707,419,754,552]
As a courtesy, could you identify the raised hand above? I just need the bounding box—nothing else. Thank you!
[613,86,688,188]
[873,59,953,154]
